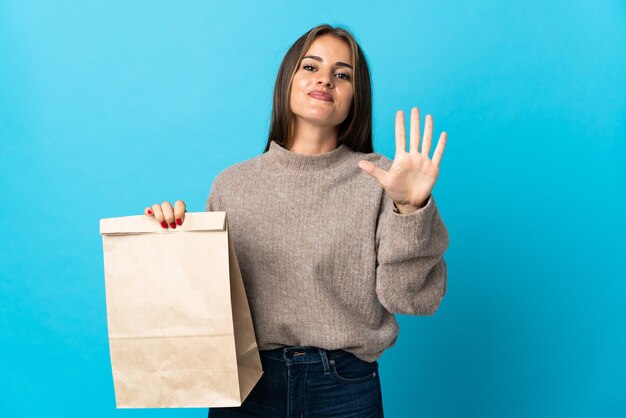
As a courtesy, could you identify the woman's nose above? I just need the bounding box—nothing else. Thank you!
[316,73,333,87]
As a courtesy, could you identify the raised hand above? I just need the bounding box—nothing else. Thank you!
[358,107,447,213]
[144,200,187,229]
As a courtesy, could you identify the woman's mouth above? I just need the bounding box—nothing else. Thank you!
[308,91,333,102]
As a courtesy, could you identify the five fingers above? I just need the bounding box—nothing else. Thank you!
[397,107,447,166]
[144,200,186,229]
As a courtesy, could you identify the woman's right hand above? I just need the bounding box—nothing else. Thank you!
[144,200,186,229]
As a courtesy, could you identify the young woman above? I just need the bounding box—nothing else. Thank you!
[144,23,449,418]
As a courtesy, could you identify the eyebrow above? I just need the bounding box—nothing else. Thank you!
[302,55,353,70]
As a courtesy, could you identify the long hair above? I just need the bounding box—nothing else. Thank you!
[263,24,373,154]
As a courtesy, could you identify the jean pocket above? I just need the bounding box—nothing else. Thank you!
[329,353,378,384]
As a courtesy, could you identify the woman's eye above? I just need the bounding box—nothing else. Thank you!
[302,63,350,81]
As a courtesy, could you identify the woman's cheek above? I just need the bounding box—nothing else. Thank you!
[342,94,354,115]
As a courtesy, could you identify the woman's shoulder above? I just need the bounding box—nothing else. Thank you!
[216,155,260,176]
[210,152,265,191]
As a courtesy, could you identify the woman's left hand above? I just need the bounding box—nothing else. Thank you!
[358,107,447,213]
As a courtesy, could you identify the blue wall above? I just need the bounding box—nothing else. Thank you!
[1,1,624,417]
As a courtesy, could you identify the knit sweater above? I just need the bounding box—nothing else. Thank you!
[205,139,449,363]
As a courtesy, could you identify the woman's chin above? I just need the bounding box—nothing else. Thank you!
[295,111,339,125]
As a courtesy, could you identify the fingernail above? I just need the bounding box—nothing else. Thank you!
[176,218,182,225]
[170,222,176,229]
[147,209,153,215]
[161,221,168,228]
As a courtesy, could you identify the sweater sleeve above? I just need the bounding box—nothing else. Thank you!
[374,156,450,316]
[205,174,222,212]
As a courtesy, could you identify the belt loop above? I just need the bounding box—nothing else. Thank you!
[318,348,331,375]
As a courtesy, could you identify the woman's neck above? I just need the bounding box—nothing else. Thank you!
[289,119,338,155]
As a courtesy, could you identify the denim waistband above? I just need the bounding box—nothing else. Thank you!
[259,345,350,365]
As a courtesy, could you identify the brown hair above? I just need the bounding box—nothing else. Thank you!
[263,24,373,154]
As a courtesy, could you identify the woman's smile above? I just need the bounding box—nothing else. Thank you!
[308,90,333,102]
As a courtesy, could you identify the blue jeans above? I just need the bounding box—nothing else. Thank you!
[208,345,384,418]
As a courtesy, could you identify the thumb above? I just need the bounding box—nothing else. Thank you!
[358,160,387,187]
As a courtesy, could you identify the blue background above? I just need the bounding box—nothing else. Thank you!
[1,1,624,417]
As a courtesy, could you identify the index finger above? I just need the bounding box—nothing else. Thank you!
[174,200,186,225]
[395,110,406,155]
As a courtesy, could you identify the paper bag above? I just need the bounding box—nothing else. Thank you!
[99,211,263,408]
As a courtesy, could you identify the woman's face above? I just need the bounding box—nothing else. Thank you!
[289,34,354,131]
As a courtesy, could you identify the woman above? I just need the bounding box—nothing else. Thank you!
[144,24,449,418]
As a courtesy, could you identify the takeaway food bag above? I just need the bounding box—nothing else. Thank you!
[99,211,263,408]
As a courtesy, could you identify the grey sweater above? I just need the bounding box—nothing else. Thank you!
[205,140,449,362]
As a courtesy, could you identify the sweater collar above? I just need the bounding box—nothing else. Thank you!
[266,140,353,172]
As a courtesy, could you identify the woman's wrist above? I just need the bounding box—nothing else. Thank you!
[393,195,429,214]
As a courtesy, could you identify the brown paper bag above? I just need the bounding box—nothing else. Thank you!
[99,211,263,408]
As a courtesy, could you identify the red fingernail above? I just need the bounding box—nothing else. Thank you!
[147,209,153,215]
[161,221,167,228]
[176,218,182,225]
[170,222,176,229]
